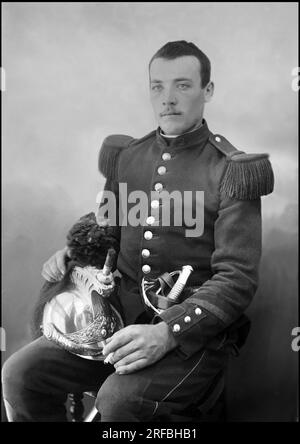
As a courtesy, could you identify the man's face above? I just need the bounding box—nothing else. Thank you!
[149,55,213,135]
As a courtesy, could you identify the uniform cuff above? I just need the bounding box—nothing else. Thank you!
[152,301,226,360]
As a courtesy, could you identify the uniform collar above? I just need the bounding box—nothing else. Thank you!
[156,119,210,151]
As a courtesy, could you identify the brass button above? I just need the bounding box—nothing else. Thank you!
[146,216,155,225]
[141,249,150,258]
[144,231,153,240]
[172,324,180,333]
[162,152,171,161]
[142,264,151,274]
[151,200,159,209]
[184,316,191,323]
[195,307,202,315]
[215,136,221,142]
[157,166,167,175]
[154,183,163,192]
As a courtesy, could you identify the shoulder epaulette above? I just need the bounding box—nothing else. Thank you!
[98,134,134,182]
[209,133,274,200]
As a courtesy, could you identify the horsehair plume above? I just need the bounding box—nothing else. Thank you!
[66,212,119,269]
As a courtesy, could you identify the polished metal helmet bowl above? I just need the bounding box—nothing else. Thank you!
[42,263,123,360]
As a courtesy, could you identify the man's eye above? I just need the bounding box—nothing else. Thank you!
[177,84,190,90]
[151,85,162,92]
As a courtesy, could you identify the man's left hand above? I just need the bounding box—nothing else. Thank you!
[102,323,178,375]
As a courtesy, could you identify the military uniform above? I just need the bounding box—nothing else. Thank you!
[2,120,274,422]
[98,119,274,359]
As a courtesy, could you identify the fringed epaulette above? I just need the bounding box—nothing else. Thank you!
[209,134,274,200]
[98,134,134,182]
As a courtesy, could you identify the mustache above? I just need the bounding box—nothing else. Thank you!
[160,110,182,117]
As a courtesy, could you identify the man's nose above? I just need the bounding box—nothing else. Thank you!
[162,88,178,106]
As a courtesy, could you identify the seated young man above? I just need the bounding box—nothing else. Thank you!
[2,40,274,422]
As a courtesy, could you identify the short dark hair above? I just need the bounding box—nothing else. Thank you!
[149,40,211,88]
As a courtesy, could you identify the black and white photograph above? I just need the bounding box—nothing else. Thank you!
[1,2,298,425]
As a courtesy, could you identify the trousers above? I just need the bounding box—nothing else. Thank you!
[1,333,232,422]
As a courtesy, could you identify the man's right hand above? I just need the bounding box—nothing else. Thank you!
[41,246,71,282]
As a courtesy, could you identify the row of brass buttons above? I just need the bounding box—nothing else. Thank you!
[142,152,172,275]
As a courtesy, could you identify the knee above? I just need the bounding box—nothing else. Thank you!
[2,344,42,400]
[96,373,142,421]
[2,348,29,384]
[2,351,27,399]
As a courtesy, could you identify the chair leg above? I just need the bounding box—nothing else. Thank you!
[69,393,84,422]
[84,405,100,422]
[3,399,14,422]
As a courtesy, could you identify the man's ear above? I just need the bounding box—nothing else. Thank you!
[204,81,214,103]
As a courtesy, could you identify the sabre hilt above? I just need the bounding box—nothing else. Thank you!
[167,265,193,302]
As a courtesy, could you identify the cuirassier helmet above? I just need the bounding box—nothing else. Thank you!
[36,212,124,360]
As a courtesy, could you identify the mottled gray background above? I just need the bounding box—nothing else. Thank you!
[2,2,298,421]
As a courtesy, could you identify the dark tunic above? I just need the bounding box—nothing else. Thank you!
[98,120,274,359]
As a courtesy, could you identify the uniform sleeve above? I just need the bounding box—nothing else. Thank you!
[153,194,262,359]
